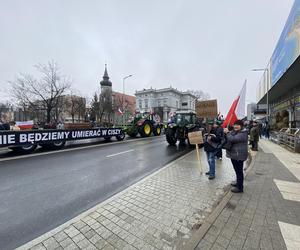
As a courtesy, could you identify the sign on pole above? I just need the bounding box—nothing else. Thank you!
[196,100,218,118]
[188,131,204,174]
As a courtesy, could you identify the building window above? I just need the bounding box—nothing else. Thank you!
[182,102,188,106]
[139,100,142,109]
[176,101,179,108]
[145,99,148,108]
[158,99,161,107]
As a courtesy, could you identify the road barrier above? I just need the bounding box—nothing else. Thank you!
[270,128,300,153]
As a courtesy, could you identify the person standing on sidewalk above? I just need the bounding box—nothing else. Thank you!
[264,121,270,139]
[224,120,248,193]
[204,123,223,180]
[214,121,224,160]
[250,121,259,151]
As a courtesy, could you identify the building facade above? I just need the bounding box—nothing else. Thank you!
[256,1,300,129]
[112,92,136,125]
[135,87,196,122]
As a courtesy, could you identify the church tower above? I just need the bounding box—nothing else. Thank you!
[100,64,112,93]
[99,64,113,124]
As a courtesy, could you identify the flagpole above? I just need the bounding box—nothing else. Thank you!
[224,80,246,129]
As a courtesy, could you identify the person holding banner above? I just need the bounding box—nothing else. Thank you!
[224,120,248,193]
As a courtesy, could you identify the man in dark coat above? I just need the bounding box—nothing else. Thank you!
[204,123,223,180]
[213,121,224,160]
[250,121,259,151]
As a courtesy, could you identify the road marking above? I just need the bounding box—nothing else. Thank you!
[274,179,300,202]
[106,149,135,158]
[279,221,300,250]
[0,136,164,162]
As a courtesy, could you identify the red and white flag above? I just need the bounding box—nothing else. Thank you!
[222,81,246,128]
[16,120,34,130]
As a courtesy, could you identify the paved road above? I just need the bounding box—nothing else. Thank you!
[0,136,192,250]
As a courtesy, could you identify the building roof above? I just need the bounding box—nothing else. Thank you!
[135,87,197,99]
[100,64,112,87]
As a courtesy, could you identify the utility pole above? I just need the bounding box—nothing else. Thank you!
[122,75,133,126]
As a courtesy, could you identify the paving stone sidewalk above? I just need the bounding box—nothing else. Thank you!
[196,140,300,250]
[18,149,236,250]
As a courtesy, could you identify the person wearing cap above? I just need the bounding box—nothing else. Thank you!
[224,120,248,193]
[250,121,259,151]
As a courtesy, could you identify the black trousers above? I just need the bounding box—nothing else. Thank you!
[216,148,222,158]
[231,159,244,191]
[251,140,258,151]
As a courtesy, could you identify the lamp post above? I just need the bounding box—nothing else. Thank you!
[122,74,133,126]
[252,68,270,121]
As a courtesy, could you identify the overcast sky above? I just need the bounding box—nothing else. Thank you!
[0,0,294,114]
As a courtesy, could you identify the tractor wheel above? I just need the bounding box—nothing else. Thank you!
[126,126,138,137]
[139,121,153,137]
[166,128,177,146]
[10,144,37,154]
[116,131,126,141]
[179,138,186,145]
[50,140,66,150]
[104,136,112,142]
[153,125,162,136]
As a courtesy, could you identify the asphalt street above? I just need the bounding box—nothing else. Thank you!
[0,136,192,250]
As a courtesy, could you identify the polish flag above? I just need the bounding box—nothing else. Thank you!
[117,108,123,116]
[222,81,246,128]
[16,120,34,130]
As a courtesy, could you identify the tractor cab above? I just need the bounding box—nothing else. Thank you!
[169,112,197,127]
[166,111,199,146]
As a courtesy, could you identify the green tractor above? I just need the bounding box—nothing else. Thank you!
[166,111,200,146]
[126,113,163,138]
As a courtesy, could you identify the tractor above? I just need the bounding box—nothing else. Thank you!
[166,111,201,146]
[126,113,163,138]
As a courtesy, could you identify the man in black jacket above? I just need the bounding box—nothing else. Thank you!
[214,121,224,160]
[204,123,223,180]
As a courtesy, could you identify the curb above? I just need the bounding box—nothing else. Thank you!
[184,150,258,250]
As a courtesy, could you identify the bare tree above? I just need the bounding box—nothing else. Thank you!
[188,90,210,101]
[112,93,129,115]
[9,61,71,123]
[69,90,86,123]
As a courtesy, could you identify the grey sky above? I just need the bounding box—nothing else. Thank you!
[0,0,294,114]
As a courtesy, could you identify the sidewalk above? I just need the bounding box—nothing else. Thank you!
[196,139,300,250]
[18,149,236,250]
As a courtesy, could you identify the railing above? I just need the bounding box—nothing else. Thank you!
[270,128,300,153]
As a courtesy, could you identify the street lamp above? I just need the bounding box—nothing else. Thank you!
[252,68,270,121]
[122,74,133,126]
